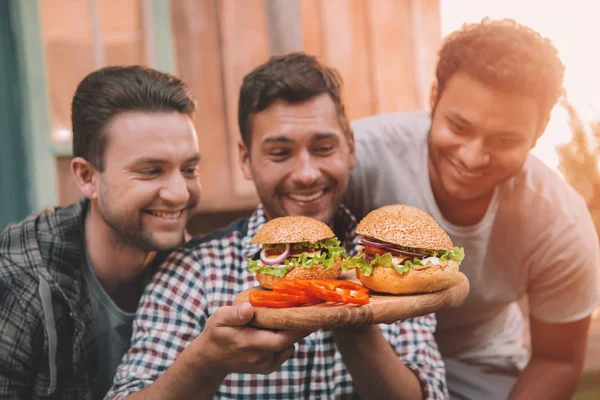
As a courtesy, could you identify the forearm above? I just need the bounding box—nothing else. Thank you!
[332,325,422,400]
[508,355,583,400]
[125,344,226,400]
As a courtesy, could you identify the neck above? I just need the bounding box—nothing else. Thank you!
[84,203,156,302]
[428,159,494,226]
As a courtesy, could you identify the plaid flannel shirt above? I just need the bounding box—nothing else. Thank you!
[0,199,96,399]
[108,204,448,399]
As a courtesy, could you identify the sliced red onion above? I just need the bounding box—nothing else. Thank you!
[361,237,389,248]
[383,246,424,258]
[361,237,424,258]
[260,243,291,265]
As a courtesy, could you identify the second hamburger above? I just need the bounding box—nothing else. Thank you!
[343,204,465,294]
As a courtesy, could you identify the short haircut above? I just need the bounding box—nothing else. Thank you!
[436,18,565,116]
[238,52,349,148]
[71,65,196,171]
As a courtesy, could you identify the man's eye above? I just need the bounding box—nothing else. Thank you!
[314,145,334,154]
[139,169,161,176]
[183,166,199,176]
[269,149,290,158]
[449,121,465,134]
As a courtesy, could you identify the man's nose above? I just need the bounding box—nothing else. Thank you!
[290,152,320,186]
[160,172,191,205]
[458,138,490,169]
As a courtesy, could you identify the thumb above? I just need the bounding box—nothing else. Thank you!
[216,302,255,327]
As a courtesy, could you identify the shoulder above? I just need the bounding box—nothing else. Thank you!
[190,218,250,245]
[505,156,590,227]
[158,218,250,272]
[498,156,598,262]
[351,110,431,143]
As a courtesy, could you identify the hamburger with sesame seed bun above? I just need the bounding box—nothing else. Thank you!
[247,216,346,289]
[342,205,465,294]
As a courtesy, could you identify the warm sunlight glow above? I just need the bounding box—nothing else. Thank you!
[441,0,600,173]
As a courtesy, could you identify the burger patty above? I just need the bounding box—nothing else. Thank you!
[363,253,377,264]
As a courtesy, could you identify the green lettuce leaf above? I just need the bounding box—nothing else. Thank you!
[247,259,289,277]
[342,246,464,277]
[439,246,465,263]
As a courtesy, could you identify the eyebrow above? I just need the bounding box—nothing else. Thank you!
[313,131,339,140]
[447,112,526,138]
[131,154,201,165]
[446,111,472,126]
[262,136,294,145]
[262,131,339,145]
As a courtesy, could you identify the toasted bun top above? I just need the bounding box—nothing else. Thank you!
[251,216,335,244]
[356,204,453,250]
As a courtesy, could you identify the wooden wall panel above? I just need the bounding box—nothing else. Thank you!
[299,0,324,57]
[99,0,146,65]
[170,0,257,212]
[40,0,95,141]
[367,0,420,113]
[409,0,441,109]
[217,0,271,199]
[300,0,442,118]
[314,0,375,120]
[266,0,304,54]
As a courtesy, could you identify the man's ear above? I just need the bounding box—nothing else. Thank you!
[347,128,356,170]
[429,81,439,113]
[238,140,253,181]
[71,157,99,199]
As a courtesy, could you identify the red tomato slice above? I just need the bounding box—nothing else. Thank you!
[307,280,370,305]
[363,246,388,256]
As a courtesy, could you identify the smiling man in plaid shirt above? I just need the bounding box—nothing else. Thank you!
[108,53,448,400]
[0,67,201,399]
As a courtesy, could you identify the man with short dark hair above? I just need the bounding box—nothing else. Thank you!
[0,66,201,399]
[107,53,448,400]
[345,19,600,399]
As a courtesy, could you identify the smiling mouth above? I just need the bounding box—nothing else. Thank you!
[449,159,486,179]
[287,190,326,202]
[145,210,184,220]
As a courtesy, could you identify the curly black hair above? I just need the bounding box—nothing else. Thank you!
[436,18,565,115]
[238,52,349,148]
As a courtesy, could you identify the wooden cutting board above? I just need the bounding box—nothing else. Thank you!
[233,272,469,330]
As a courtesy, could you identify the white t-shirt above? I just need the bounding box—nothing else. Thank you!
[346,110,600,367]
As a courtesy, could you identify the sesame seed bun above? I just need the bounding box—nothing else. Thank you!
[256,258,343,289]
[251,216,335,245]
[356,205,453,251]
[356,260,461,294]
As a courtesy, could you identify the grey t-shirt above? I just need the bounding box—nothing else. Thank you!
[346,111,600,367]
[82,251,135,400]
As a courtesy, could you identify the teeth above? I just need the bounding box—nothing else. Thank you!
[288,190,324,202]
[148,210,183,220]
[452,162,484,178]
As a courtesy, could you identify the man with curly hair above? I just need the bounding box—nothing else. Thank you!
[345,19,599,399]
